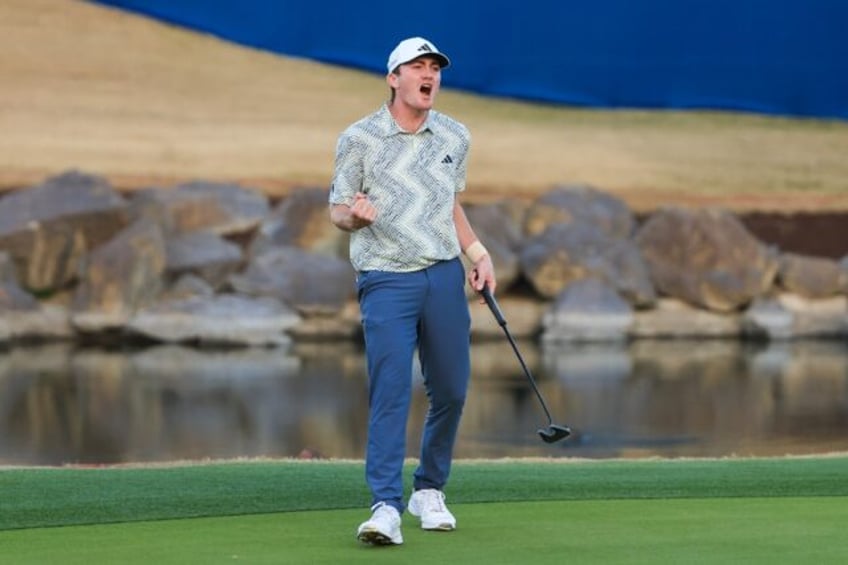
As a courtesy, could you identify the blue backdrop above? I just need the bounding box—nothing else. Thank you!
[91,0,848,120]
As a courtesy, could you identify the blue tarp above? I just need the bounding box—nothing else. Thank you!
[91,0,848,120]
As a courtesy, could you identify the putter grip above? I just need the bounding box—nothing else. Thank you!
[481,284,507,327]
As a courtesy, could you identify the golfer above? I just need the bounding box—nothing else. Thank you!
[329,36,496,545]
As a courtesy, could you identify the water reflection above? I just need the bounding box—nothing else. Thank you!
[0,340,846,466]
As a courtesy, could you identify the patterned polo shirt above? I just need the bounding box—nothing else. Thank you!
[330,104,471,273]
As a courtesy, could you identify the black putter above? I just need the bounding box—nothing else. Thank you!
[480,284,571,444]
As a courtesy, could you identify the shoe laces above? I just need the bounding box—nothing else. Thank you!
[418,489,448,513]
[371,501,398,520]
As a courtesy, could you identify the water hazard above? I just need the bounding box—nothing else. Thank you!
[1,339,846,466]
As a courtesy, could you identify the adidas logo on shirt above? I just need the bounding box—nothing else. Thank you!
[442,154,453,164]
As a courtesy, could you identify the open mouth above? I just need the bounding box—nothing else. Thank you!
[420,84,433,96]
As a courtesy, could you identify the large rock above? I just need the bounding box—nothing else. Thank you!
[742,297,795,340]
[542,278,634,343]
[162,274,217,301]
[0,253,71,342]
[633,298,741,338]
[0,252,38,311]
[0,170,129,292]
[130,181,270,236]
[523,185,635,239]
[127,294,301,346]
[635,207,779,312]
[287,299,362,340]
[467,201,526,252]
[842,256,848,293]
[72,219,167,331]
[520,222,656,306]
[250,187,348,259]
[0,304,73,343]
[774,293,847,337]
[739,294,847,340]
[165,231,244,289]
[470,293,545,339]
[778,253,843,298]
[229,246,355,315]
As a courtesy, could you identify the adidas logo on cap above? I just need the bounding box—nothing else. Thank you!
[387,36,451,72]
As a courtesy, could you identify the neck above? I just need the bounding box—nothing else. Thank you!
[388,101,428,133]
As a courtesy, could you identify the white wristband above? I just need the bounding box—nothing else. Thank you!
[464,241,489,263]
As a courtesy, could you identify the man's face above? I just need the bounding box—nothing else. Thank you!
[389,56,442,111]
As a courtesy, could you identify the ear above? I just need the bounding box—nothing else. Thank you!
[386,72,399,89]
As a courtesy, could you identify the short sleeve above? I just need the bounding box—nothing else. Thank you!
[329,131,364,205]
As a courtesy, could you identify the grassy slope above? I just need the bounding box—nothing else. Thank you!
[2,456,848,530]
[2,0,848,211]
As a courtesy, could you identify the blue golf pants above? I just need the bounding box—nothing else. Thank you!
[356,257,471,513]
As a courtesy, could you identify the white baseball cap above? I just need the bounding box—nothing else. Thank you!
[386,37,451,73]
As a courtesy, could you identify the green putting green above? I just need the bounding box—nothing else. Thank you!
[2,457,847,563]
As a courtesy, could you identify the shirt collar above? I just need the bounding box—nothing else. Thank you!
[379,104,436,137]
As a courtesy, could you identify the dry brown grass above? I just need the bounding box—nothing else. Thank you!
[2,0,848,211]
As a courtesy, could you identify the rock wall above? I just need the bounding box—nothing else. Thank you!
[0,170,845,346]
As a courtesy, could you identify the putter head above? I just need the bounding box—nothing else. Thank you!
[538,424,572,444]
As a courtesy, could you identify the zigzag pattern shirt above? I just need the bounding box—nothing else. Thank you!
[330,104,470,272]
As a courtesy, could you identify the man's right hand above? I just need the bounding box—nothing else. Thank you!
[330,192,378,232]
[349,192,377,229]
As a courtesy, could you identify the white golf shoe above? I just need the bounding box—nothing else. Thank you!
[407,488,456,531]
[356,502,403,545]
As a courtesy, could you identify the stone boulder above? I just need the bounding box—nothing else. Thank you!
[250,187,348,259]
[778,253,843,298]
[130,181,270,236]
[162,274,217,301]
[773,293,847,337]
[842,256,848,293]
[0,253,71,343]
[0,252,38,311]
[520,222,656,306]
[287,299,362,340]
[229,246,355,315]
[165,231,244,289]
[635,207,779,312]
[542,278,634,343]
[127,294,300,346]
[523,185,635,239]
[633,298,742,338]
[0,304,74,343]
[742,296,795,340]
[72,219,167,331]
[467,200,526,252]
[0,170,129,292]
[470,293,545,339]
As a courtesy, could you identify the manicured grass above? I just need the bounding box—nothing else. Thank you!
[2,456,847,530]
[2,457,847,563]
[1,498,846,564]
